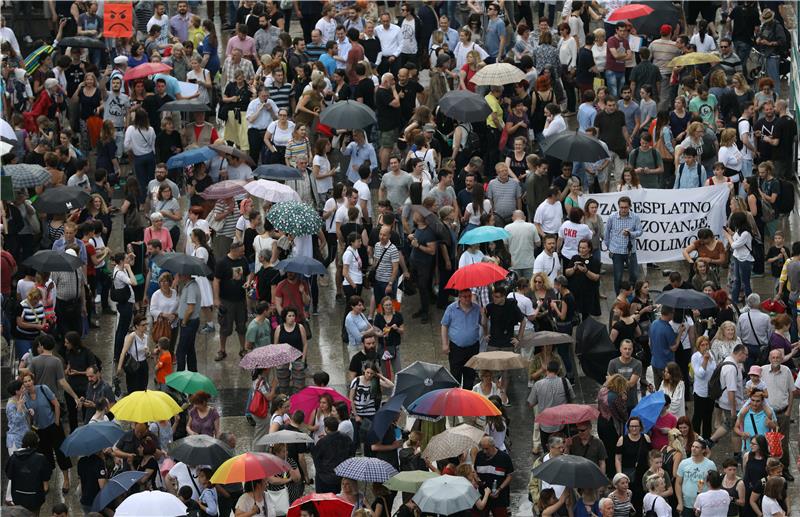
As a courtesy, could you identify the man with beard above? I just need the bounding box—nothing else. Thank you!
[770,100,798,180]
[754,99,778,163]
[255,13,281,58]
[347,334,378,382]
[395,67,425,127]
[142,78,174,131]
[103,76,130,161]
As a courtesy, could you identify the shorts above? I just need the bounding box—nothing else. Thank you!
[218,300,247,336]
[379,128,400,148]
[715,405,736,431]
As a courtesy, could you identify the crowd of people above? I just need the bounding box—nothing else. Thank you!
[1,0,799,516]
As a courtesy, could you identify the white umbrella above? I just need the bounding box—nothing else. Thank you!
[0,118,17,142]
[0,141,13,157]
[243,179,301,203]
[413,475,480,515]
[114,490,187,517]
[470,62,526,86]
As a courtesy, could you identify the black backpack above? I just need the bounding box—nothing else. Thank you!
[676,162,703,188]
[707,360,736,402]
[459,124,482,155]
[774,179,795,215]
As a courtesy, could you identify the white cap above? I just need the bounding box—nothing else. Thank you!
[65,249,78,257]
[114,56,128,65]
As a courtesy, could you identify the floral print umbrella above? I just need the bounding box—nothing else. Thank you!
[266,201,323,236]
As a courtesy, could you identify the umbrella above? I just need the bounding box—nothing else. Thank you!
[165,370,218,396]
[449,423,486,443]
[630,1,681,39]
[576,318,619,385]
[470,62,526,86]
[254,164,305,180]
[289,386,351,423]
[239,343,303,370]
[655,288,715,310]
[458,226,510,245]
[607,3,654,21]
[366,394,406,443]
[91,471,146,512]
[158,100,210,112]
[413,475,479,515]
[58,36,106,49]
[24,44,55,76]
[266,201,323,236]
[465,351,529,371]
[422,429,480,461]
[255,429,315,447]
[22,250,83,272]
[153,252,212,276]
[334,457,398,483]
[0,119,16,143]
[244,179,301,203]
[530,454,609,489]
[211,452,290,484]
[541,131,610,162]
[407,388,501,417]
[410,205,453,248]
[209,144,256,166]
[200,179,248,200]
[630,390,666,433]
[445,262,509,290]
[114,490,187,517]
[287,493,354,517]
[667,52,721,68]
[393,362,458,409]
[438,90,492,123]
[319,100,377,129]
[384,470,439,493]
[536,404,601,426]
[60,421,125,456]
[168,435,234,467]
[123,62,172,82]
[529,331,576,348]
[166,146,217,169]
[275,256,327,276]
[3,164,52,189]
[112,390,183,423]
[32,186,91,213]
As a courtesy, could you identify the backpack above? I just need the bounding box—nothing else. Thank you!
[774,179,794,215]
[676,162,703,188]
[459,124,481,155]
[707,360,736,402]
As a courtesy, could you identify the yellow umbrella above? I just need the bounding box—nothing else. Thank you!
[667,52,721,68]
[112,390,183,423]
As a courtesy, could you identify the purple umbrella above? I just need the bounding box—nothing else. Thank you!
[200,179,248,200]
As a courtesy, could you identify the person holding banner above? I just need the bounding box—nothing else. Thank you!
[604,196,642,295]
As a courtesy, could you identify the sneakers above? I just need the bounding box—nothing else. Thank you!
[94,294,101,304]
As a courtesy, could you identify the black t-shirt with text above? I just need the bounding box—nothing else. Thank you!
[215,254,250,301]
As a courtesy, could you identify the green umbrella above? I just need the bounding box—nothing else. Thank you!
[384,471,439,493]
[266,201,323,236]
[165,371,218,396]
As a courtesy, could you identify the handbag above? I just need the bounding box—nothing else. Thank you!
[110,271,131,303]
[765,430,784,458]
[248,380,269,418]
[654,131,674,161]
[368,245,391,284]
[123,353,140,374]
[267,487,290,516]
[151,317,172,343]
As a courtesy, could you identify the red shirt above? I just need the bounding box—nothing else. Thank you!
[274,278,310,322]
[83,241,97,277]
[605,35,630,73]
[193,124,219,143]
[0,251,16,295]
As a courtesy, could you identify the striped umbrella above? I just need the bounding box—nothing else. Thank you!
[422,428,481,462]
[210,452,290,484]
[199,179,248,200]
[24,45,55,75]
[4,163,52,189]
[239,343,302,370]
[334,457,398,483]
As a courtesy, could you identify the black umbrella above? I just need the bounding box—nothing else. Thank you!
[541,131,610,162]
[438,91,492,123]
[631,1,682,40]
[32,186,91,213]
[530,454,609,488]
[153,253,212,276]
[392,361,459,409]
[91,471,146,512]
[253,164,304,180]
[319,100,377,129]
[655,288,715,310]
[168,435,234,467]
[159,100,210,112]
[22,250,83,272]
[57,36,106,49]
[576,317,619,385]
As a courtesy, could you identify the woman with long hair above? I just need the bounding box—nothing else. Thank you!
[725,210,755,304]
[264,107,295,165]
[615,415,650,513]
[530,75,556,142]
[669,96,690,144]
[348,360,394,448]
[461,183,491,234]
[154,184,181,249]
[676,417,697,457]
[484,395,509,452]
[742,436,769,517]
[284,123,311,168]
[155,117,183,166]
[187,55,212,106]
[458,49,483,91]
[597,374,628,478]
[661,428,684,481]
[294,77,325,129]
[274,307,308,394]
[651,110,675,188]
[96,119,120,181]
[190,228,215,333]
[112,251,138,365]
[617,166,641,191]
[732,73,753,114]
[116,314,151,394]
[310,393,335,443]
[311,137,334,204]
[199,19,220,78]
[690,336,716,438]
[124,109,156,205]
[658,362,685,417]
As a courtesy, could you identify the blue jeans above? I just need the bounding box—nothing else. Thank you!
[177,318,200,371]
[14,338,33,358]
[765,55,781,96]
[372,280,397,305]
[604,70,625,98]
[734,41,752,76]
[611,252,639,294]
[731,257,752,304]
[133,152,155,205]
[114,301,133,363]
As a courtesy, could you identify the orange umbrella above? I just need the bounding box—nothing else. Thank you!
[210,452,290,484]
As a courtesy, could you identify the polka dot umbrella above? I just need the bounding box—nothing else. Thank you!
[266,201,323,236]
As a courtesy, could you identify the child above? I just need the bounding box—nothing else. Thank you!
[90,397,110,423]
[177,485,201,515]
[765,231,789,288]
[154,337,174,390]
[641,449,673,498]
[197,468,218,517]
[744,365,769,399]
[312,371,330,387]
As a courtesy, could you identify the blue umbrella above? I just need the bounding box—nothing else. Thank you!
[60,422,126,456]
[630,390,666,433]
[166,146,216,169]
[458,226,510,245]
[275,256,327,276]
[91,471,146,512]
[367,394,406,444]
[254,164,304,180]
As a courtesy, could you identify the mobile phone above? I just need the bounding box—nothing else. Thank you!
[394,427,402,441]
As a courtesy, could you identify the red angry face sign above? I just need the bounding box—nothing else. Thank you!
[104,2,133,38]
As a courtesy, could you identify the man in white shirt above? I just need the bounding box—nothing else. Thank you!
[146,1,171,47]
[335,188,363,245]
[505,210,538,280]
[540,435,567,497]
[533,235,562,284]
[533,187,563,239]
[314,4,337,44]
[245,86,279,165]
[709,344,747,454]
[353,165,373,226]
[761,349,795,478]
[375,12,402,74]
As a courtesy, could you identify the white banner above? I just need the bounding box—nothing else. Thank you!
[578,184,730,264]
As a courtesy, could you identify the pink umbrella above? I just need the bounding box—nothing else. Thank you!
[290,386,351,423]
[123,62,172,82]
[199,179,248,200]
[535,404,600,426]
[239,343,302,370]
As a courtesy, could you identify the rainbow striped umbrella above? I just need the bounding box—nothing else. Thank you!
[210,453,290,484]
[407,388,502,417]
[24,45,54,75]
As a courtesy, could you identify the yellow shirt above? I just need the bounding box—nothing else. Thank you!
[189,27,206,49]
[485,93,503,129]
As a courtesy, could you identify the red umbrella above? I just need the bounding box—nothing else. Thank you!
[289,386,351,423]
[535,404,600,426]
[445,262,508,290]
[607,3,654,21]
[287,493,354,517]
[123,62,172,82]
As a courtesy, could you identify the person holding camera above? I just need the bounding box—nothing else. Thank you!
[246,86,279,165]
[603,195,642,294]
[565,239,602,320]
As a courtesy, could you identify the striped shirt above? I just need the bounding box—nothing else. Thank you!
[372,242,400,283]
[486,178,522,218]
[211,202,239,238]
[16,300,45,339]
[349,376,378,416]
[268,82,293,111]
[305,43,326,62]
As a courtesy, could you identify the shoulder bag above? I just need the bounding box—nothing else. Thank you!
[248,379,269,418]
[110,271,131,303]
[367,245,391,285]
[267,486,290,516]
